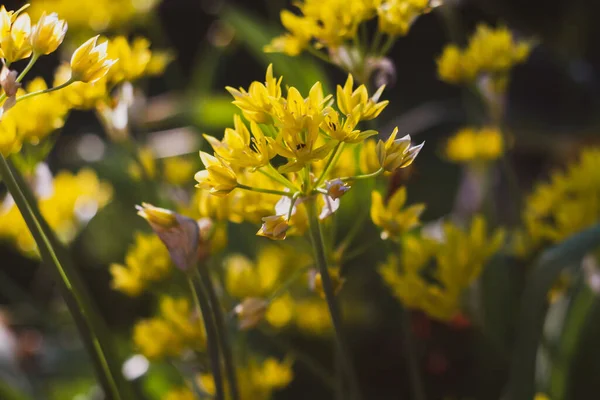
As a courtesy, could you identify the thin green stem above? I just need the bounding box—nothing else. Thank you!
[401,308,426,400]
[340,167,384,182]
[196,268,240,400]
[187,275,225,400]
[0,155,133,400]
[15,78,75,103]
[314,142,343,189]
[305,198,362,400]
[258,165,299,191]
[237,183,294,197]
[16,54,39,83]
[378,35,397,57]
[370,30,383,57]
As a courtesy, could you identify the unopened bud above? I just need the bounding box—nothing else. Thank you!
[325,179,351,200]
[234,298,268,330]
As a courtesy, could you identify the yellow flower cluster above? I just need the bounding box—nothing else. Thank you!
[445,126,504,164]
[437,24,531,87]
[379,216,504,320]
[165,357,293,400]
[224,245,333,334]
[265,0,429,56]
[29,0,158,34]
[516,148,600,257]
[109,232,172,297]
[133,296,206,360]
[371,187,425,240]
[196,66,423,240]
[0,168,113,255]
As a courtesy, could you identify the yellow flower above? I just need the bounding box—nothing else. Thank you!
[379,216,505,321]
[359,139,381,174]
[195,151,238,196]
[376,0,429,37]
[128,146,157,181]
[436,44,469,84]
[204,115,275,169]
[162,388,195,400]
[294,299,332,335]
[162,156,196,186]
[53,64,108,109]
[534,394,550,400]
[109,232,171,296]
[0,116,20,156]
[70,35,116,83]
[446,126,504,163]
[105,36,171,84]
[251,357,294,391]
[321,108,376,143]
[257,215,290,240]
[133,296,205,360]
[226,64,282,124]
[0,168,112,256]
[370,188,425,239]
[30,12,67,55]
[378,128,424,171]
[0,6,32,63]
[337,74,388,121]
[265,293,295,329]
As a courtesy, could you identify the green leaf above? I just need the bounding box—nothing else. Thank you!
[221,6,330,93]
[503,224,600,400]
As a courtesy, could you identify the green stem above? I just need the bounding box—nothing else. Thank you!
[16,54,39,83]
[196,268,240,400]
[378,35,396,57]
[340,167,384,182]
[314,142,342,189]
[187,275,225,400]
[258,166,299,191]
[305,198,362,400]
[401,308,426,400]
[0,155,134,400]
[237,183,294,197]
[15,78,75,103]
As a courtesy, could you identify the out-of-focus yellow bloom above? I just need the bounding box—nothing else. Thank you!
[70,35,116,83]
[161,388,195,400]
[195,151,238,196]
[311,268,345,298]
[337,74,388,121]
[437,24,531,86]
[0,6,32,63]
[30,12,67,55]
[370,188,425,239]
[0,168,112,256]
[162,156,196,186]
[376,0,429,37]
[199,357,293,400]
[29,0,158,33]
[265,293,295,328]
[377,128,424,171]
[534,394,550,400]
[128,146,157,181]
[380,216,505,321]
[516,148,600,257]
[445,126,504,163]
[133,296,205,360]
[105,36,172,84]
[0,115,20,156]
[109,232,171,296]
[6,77,69,145]
[294,299,332,335]
[360,139,381,173]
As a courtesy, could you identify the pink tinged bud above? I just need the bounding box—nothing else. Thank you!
[234,298,268,330]
[325,179,351,200]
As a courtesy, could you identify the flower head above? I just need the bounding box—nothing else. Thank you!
[370,188,425,239]
[377,128,424,171]
[70,35,117,83]
[30,12,67,55]
[337,74,388,121]
[0,7,32,63]
[446,126,504,163]
[195,152,238,196]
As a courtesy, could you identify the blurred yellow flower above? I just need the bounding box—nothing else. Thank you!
[0,116,20,156]
[133,296,205,360]
[53,64,108,109]
[128,146,157,181]
[162,156,196,186]
[376,0,429,37]
[294,299,332,335]
[0,168,112,256]
[70,35,116,83]
[380,216,505,320]
[370,187,425,239]
[445,126,504,163]
[106,36,172,84]
[161,388,195,400]
[109,232,172,296]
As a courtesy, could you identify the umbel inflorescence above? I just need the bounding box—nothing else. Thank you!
[195,65,424,240]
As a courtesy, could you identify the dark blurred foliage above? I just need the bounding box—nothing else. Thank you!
[2,0,600,399]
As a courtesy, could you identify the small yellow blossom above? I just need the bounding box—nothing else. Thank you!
[30,11,67,55]
[0,6,32,63]
[109,232,171,296]
[337,74,388,121]
[70,35,116,83]
[360,139,381,174]
[53,64,108,109]
[162,388,195,400]
[376,0,429,37]
[257,215,290,240]
[162,156,196,186]
[133,296,205,360]
[370,188,425,239]
[445,126,504,163]
[534,394,550,400]
[195,151,238,196]
[0,116,20,156]
[294,299,332,335]
[377,128,424,171]
[380,216,505,320]
[265,293,295,328]
[105,36,172,84]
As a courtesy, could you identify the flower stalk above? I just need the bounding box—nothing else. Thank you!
[0,154,135,400]
[305,197,362,400]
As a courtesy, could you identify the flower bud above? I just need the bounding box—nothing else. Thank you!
[325,179,350,200]
[30,12,67,55]
[70,35,117,83]
[257,215,289,240]
[234,298,268,330]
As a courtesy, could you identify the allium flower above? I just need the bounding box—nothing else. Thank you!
[0,6,32,63]
[195,152,238,196]
[257,215,290,240]
[30,12,67,55]
[370,188,425,240]
[337,74,388,121]
[70,35,116,83]
[377,128,424,171]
